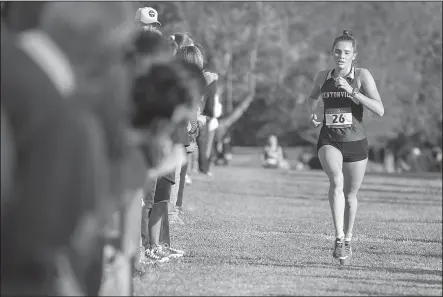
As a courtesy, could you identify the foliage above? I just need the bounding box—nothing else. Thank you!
[138,1,442,148]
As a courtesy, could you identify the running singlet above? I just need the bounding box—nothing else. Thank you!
[318,68,367,143]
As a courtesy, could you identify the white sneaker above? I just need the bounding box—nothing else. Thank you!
[145,246,169,264]
[185,174,192,184]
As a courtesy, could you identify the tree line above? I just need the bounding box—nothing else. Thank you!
[142,1,442,148]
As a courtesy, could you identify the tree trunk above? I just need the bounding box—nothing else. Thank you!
[219,12,263,132]
[226,42,234,114]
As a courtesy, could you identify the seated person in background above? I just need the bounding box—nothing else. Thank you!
[260,134,290,170]
[213,130,233,166]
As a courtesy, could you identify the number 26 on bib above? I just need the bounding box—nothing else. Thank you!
[325,107,353,128]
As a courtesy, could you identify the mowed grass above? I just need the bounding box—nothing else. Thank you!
[133,147,442,296]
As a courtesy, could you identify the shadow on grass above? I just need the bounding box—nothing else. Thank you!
[365,249,442,259]
[326,288,400,296]
[362,188,442,199]
[185,255,442,278]
[229,158,441,182]
[365,171,442,181]
[216,189,442,207]
[183,256,443,290]
[362,218,442,224]
[298,261,443,277]
[373,236,442,244]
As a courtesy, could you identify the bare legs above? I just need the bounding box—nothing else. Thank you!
[318,145,367,240]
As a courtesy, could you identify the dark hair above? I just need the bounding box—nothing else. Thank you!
[332,30,357,52]
[131,60,205,128]
[194,43,206,63]
[176,59,207,98]
[175,45,204,70]
[133,30,170,55]
[124,30,172,70]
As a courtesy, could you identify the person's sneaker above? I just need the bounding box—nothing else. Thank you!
[169,211,184,225]
[199,171,213,177]
[162,243,185,259]
[185,174,192,185]
[344,240,352,258]
[175,206,185,215]
[333,237,346,259]
[145,246,169,264]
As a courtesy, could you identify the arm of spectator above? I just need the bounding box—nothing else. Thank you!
[213,93,222,118]
[188,118,199,134]
[202,80,217,118]
[147,144,187,179]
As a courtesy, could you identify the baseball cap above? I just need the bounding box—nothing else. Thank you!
[135,7,161,26]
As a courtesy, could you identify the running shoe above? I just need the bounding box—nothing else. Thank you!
[199,171,213,177]
[169,211,184,225]
[333,237,346,259]
[185,174,192,185]
[175,206,185,215]
[344,240,352,258]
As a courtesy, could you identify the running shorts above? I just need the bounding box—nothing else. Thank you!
[317,138,368,163]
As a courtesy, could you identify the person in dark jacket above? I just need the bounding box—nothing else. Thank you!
[1,2,136,295]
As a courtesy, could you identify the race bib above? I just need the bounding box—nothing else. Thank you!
[325,107,353,128]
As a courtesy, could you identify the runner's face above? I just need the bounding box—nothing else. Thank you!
[332,41,356,69]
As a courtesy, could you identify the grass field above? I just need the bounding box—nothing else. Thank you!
[133,147,442,296]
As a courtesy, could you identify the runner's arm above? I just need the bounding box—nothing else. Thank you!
[354,69,384,117]
[307,71,324,116]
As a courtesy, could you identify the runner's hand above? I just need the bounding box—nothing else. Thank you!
[310,114,321,128]
[335,77,353,94]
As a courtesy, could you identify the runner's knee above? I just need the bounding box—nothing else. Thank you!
[329,173,344,192]
[344,192,358,204]
[344,186,359,203]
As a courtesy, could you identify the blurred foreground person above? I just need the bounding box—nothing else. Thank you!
[1,107,15,219]
[125,29,176,272]
[1,16,82,297]
[132,10,189,269]
[131,60,206,265]
[1,1,137,295]
[260,135,290,170]
[40,2,139,295]
[0,1,46,34]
